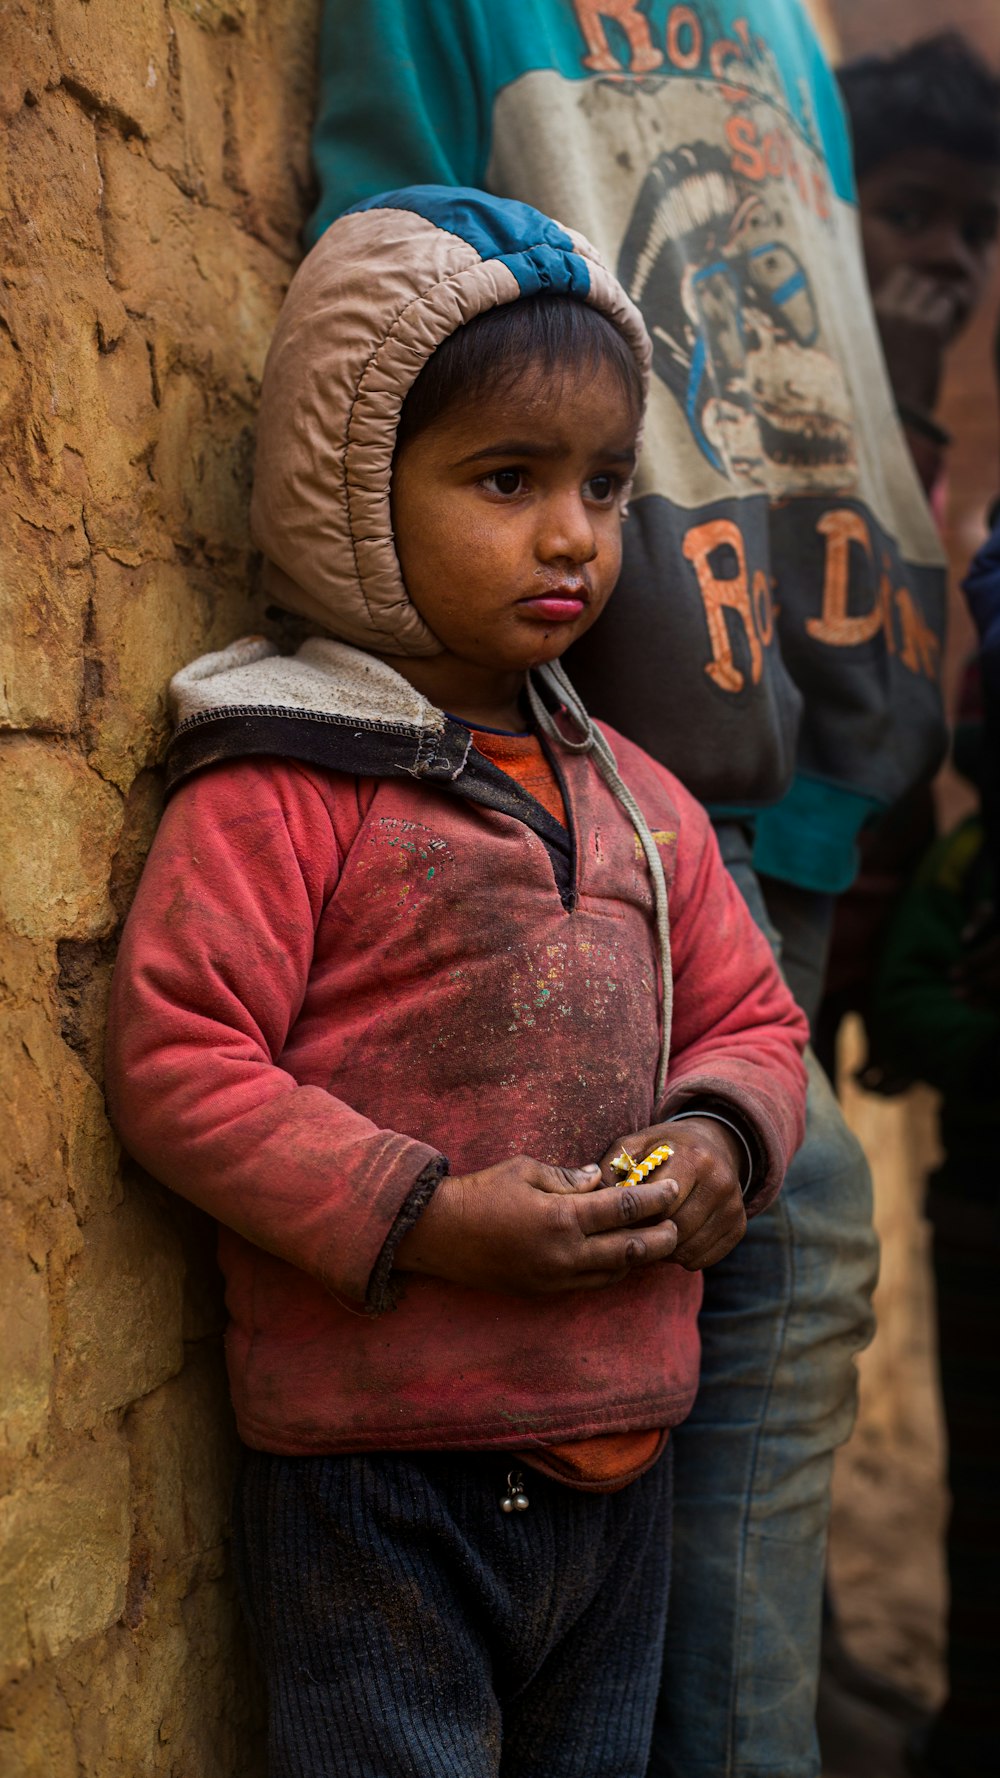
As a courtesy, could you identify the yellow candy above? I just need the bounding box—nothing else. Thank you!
[609,1143,673,1189]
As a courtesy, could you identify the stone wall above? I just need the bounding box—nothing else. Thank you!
[0,4,318,1770]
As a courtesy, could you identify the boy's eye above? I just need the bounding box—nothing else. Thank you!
[583,473,620,504]
[881,202,930,238]
[483,468,526,496]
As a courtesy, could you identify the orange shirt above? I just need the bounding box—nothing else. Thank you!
[470,724,567,826]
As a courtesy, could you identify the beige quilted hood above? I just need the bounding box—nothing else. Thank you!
[250,186,651,657]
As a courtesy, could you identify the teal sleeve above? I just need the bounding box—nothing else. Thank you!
[309,0,494,245]
[752,775,880,895]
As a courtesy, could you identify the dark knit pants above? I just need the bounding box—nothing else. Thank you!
[232,1445,673,1778]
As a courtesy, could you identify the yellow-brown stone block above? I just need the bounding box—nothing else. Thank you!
[1,528,88,733]
[2,87,104,269]
[165,1581,266,1777]
[0,1436,130,1680]
[85,555,259,786]
[55,1194,185,1430]
[54,1590,264,1778]
[126,1346,237,1605]
[0,94,120,539]
[67,319,166,563]
[0,994,113,1218]
[51,0,175,141]
[58,1617,190,1778]
[173,0,260,25]
[61,1064,122,1216]
[0,739,121,942]
[170,8,230,206]
[0,1660,80,1778]
[100,133,289,398]
[224,8,318,253]
[0,1206,52,1464]
[154,370,256,559]
[1,1007,71,1208]
[0,5,59,124]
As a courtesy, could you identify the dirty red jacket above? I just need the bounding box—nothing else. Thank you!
[106,720,807,1456]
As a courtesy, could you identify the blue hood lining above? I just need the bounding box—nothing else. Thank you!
[345,184,592,298]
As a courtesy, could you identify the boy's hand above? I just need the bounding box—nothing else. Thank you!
[393,1157,680,1296]
[598,1116,746,1272]
[873,264,954,413]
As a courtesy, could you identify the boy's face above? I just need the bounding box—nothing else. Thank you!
[858,146,1000,344]
[390,357,638,694]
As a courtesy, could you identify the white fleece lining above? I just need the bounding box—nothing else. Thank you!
[170,636,447,734]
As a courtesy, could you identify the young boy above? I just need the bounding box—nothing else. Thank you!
[838,32,1000,497]
[106,187,807,1778]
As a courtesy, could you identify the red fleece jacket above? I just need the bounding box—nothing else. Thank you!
[106,723,807,1455]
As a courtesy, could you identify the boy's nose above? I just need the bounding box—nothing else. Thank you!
[537,494,598,565]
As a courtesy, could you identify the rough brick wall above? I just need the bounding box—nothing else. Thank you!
[0,4,318,1770]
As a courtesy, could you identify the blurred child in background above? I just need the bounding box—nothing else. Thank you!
[870,661,999,1778]
[817,33,1000,1085]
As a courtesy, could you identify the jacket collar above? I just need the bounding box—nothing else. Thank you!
[165,634,575,899]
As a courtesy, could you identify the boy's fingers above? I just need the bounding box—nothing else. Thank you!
[670,1171,744,1241]
[672,1200,747,1271]
[575,1222,679,1276]
[672,1221,745,1272]
[573,1178,678,1235]
[657,1170,698,1213]
[531,1161,603,1194]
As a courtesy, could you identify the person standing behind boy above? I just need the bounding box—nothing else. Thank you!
[106,189,808,1778]
[838,34,1000,505]
[816,35,1000,1084]
[307,4,947,1774]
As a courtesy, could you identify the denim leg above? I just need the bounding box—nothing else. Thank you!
[650,830,878,1778]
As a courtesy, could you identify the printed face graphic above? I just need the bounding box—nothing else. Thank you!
[618,143,857,494]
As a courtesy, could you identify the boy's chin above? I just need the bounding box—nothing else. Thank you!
[515,639,583,674]
[514,611,604,668]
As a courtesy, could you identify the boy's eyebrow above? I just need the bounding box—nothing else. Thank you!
[452,439,638,467]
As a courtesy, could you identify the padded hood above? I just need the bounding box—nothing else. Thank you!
[249,186,651,656]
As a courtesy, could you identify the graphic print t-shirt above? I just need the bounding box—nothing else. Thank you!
[310,0,946,891]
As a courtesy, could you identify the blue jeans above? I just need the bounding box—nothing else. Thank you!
[233,1446,673,1778]
[650,827,878,1778]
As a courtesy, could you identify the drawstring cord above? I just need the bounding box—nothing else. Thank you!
[527,660,673,1103]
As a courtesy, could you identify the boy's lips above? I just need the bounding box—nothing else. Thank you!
[517,585,589,623]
